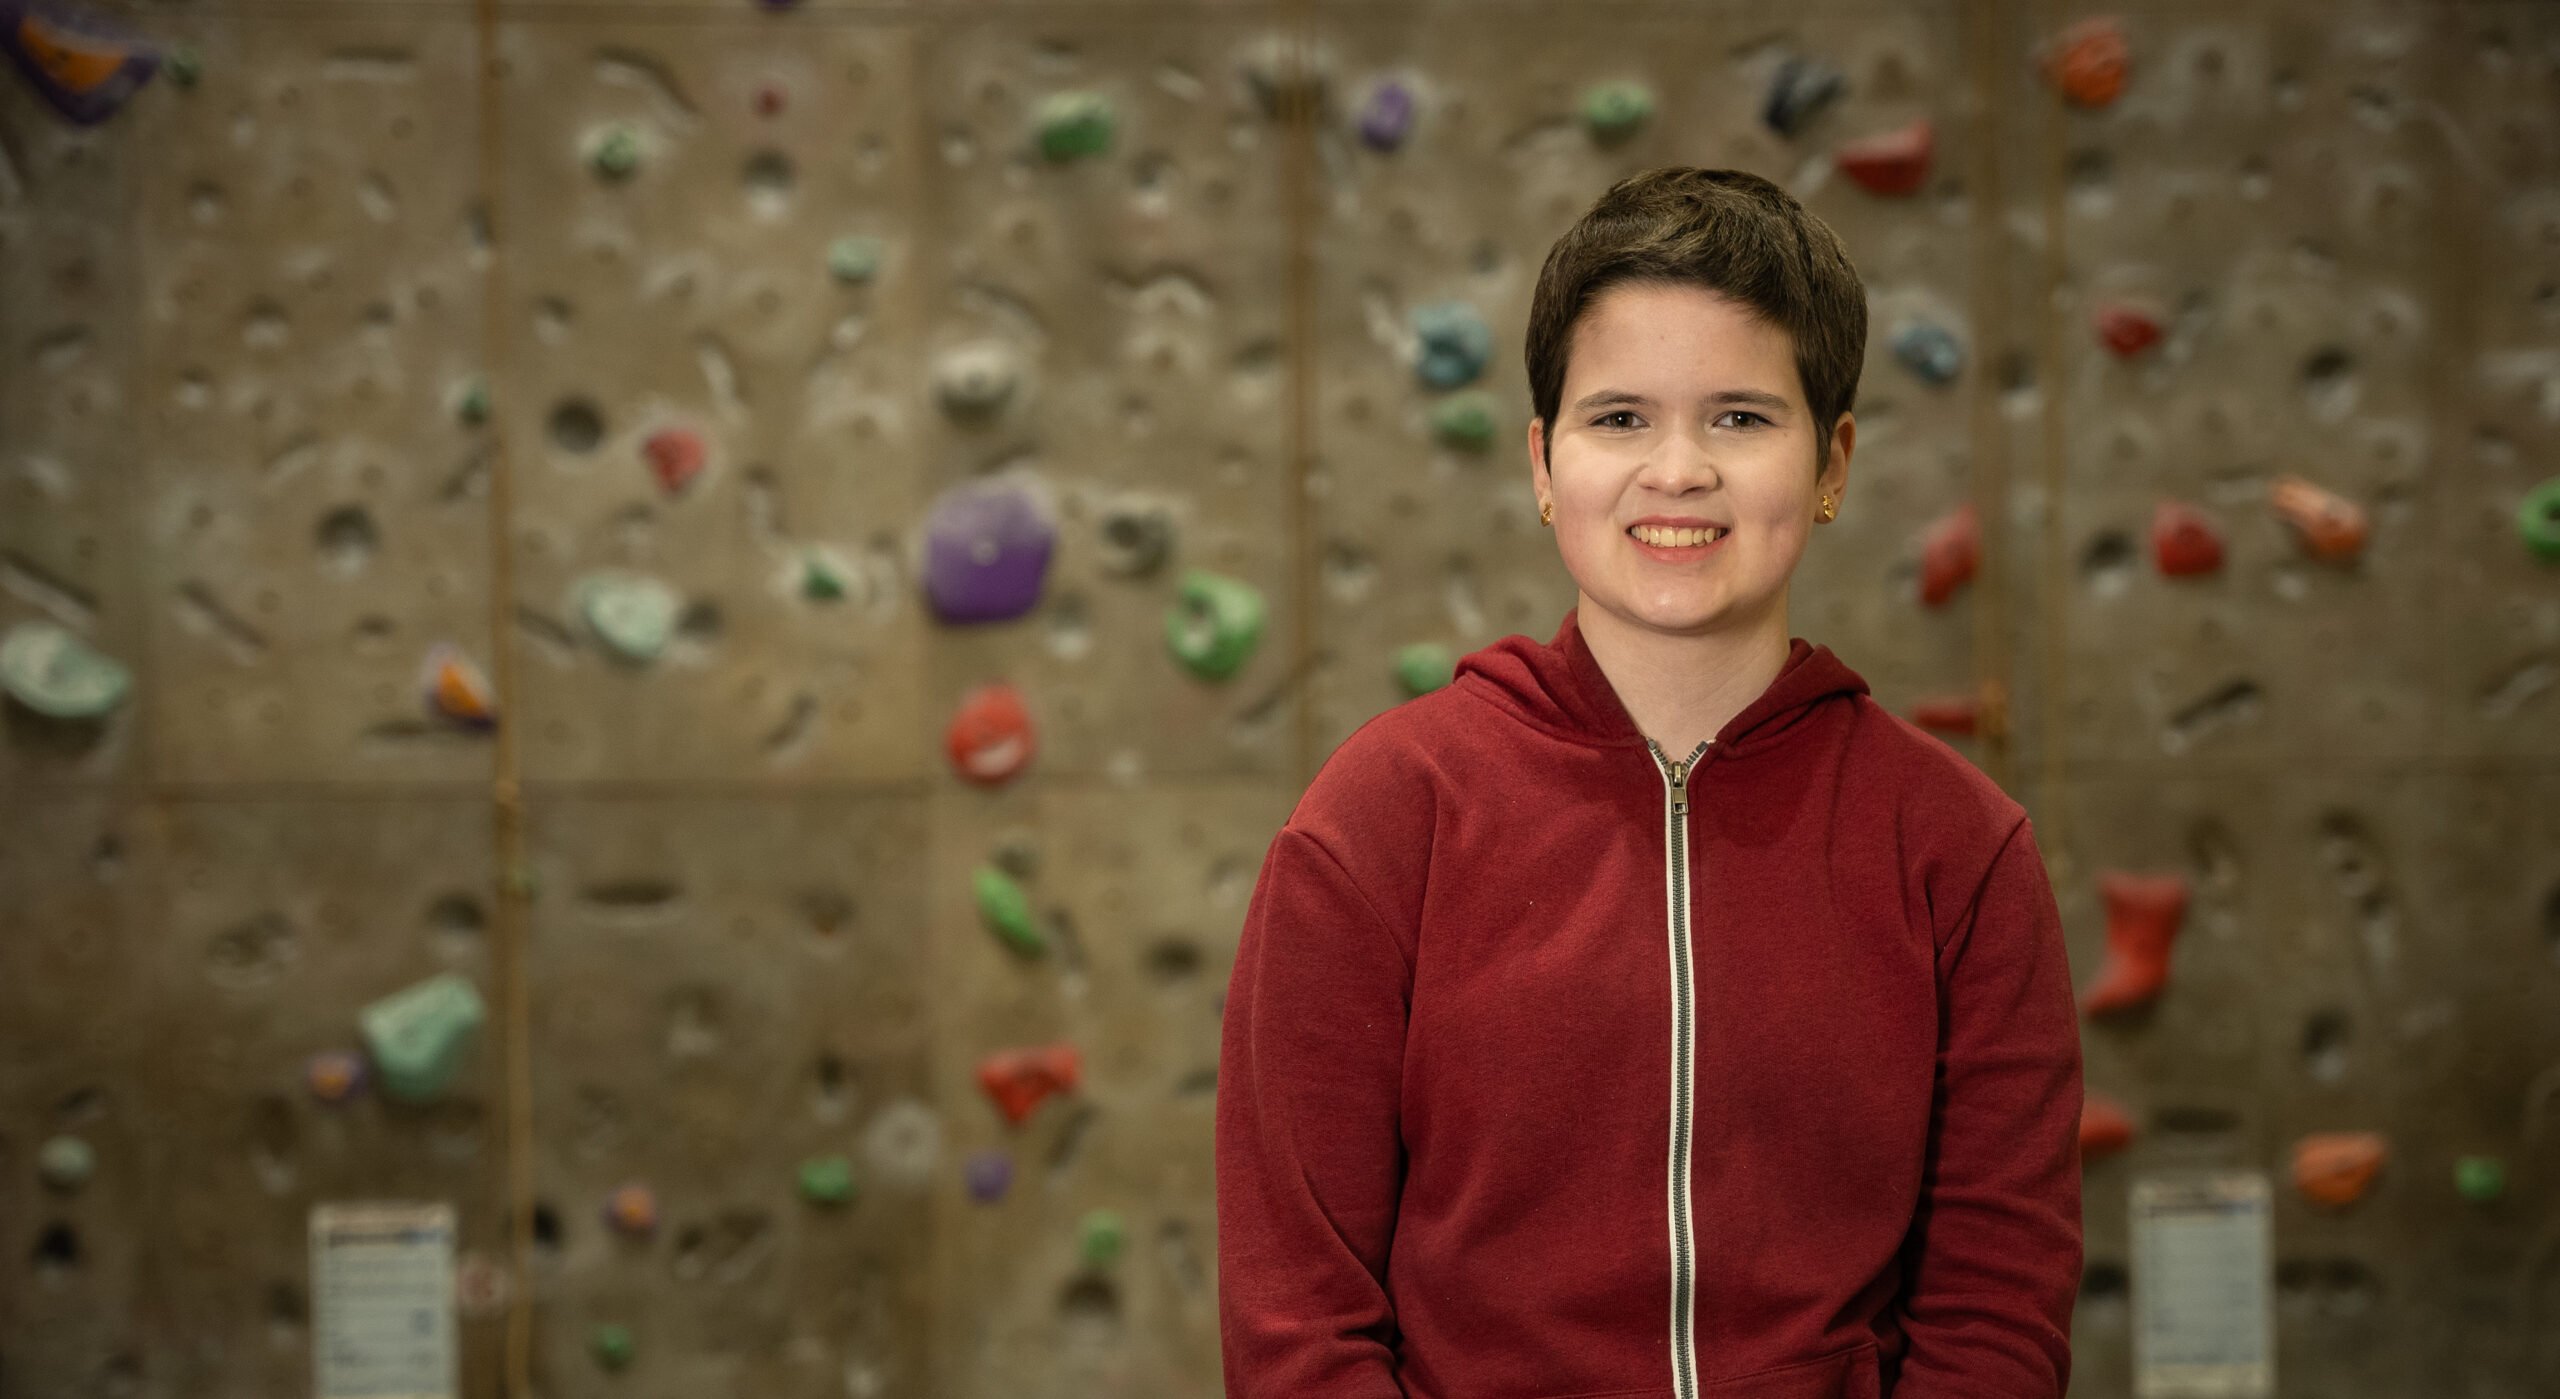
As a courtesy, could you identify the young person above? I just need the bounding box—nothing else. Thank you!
[1215,167,2083,1398]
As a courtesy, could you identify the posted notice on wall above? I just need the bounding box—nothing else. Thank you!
[2130,1172,2274,1399]
[310,1202,458,1399]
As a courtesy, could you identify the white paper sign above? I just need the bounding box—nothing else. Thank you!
[310,1202,459,1399]
[2130,1172,2274,1399]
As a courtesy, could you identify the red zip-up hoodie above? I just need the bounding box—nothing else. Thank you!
[1216,607,2082,1399]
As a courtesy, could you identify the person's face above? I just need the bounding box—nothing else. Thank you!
[1528,281,1852,642]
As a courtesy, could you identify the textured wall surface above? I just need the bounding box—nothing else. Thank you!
[2,1,2555,1396]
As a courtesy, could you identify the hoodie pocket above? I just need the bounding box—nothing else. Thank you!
[1697,1341,1881,1399]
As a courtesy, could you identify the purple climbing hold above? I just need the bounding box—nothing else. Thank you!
[923,476,1057,624]
[964,1149,1014,1203]
[1358,78,1416,152]
[0,0,161,126]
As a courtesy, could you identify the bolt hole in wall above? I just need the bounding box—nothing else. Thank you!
[0,7,2554,1399]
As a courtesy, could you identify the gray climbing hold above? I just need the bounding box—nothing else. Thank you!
[576,572,681,663]
[1412,301,1491,390]
[1891,320,1965,385]
[828,234,882,285]
[1096,499,1174,578]
[1763,55,1846,138]
[0,620,131,720]
[359,972,486,1103]
[933,341,1020,422]
[37,1135,95,1191]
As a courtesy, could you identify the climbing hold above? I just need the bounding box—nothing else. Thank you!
[1394,642,1456,698]
[2080,1094,2137,1159]
[1908,695,1979,735]
[1097,499,1174,578]
[946,683,1035,785]
[305,1048,369,1105]
[1165,570,1267,681]
[1410,300,1492,390]
[359,972,487,1103]
[2079,871,2189,1016]
[1079,1208,1125,1268]
[587,123,643,180]
[2093,301,2163,358]
[2292,1132,2387,1210]
[0,0,160,125]
[922,476,1056,623]
[1763,55,1846,138]
[827,234,883,285]
[753,81,787,118]
[931,341,1019,422]
[36,1135,94,1191]
[1580,80,1654,143]
[591,1324,635,1371]
[576,571,682,662]
[2042,17,2130,109]
[2454,1155,2506,1203]
[2514,477,2560,560]
[975,1042,1081,1126]
[453,375,490,426]
[2150,500,2225,577]
[1835,118,1933,196]
[798,548,849,602]
[2267,474,2369,563]
[963,1149,1014,1203]
[1430,389,1499,451]
[641,425,706,496]
[0,620,130,719]
[602,1182,658,1238]
[797,1155,856,1207]
[162,43,198,89]
[1357,77,1416,152]
[974,864,1046,956]
[1238,32,1331,120]
[1918,502,1980,608]
[1891,320,1964,385]
[1035,91,1114,161]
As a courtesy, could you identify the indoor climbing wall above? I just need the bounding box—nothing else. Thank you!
[1,3,2554,1399]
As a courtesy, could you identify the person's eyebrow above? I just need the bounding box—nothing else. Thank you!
[1569,388,1794,415]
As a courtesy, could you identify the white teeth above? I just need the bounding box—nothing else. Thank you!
[1630,525,1724,547]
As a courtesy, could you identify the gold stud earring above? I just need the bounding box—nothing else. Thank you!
[1818,493,1836,522]
[1540,499,1554,527]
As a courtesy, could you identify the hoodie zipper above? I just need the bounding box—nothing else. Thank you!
[1646,735,1711,1399]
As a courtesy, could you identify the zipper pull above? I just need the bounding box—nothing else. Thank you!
[1668,760,1689,817]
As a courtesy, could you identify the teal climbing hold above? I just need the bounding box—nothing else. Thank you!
[828,234,883,285]
[1411,301,1492,390]
[1165,571,1267,681]
[1430,390,1499,452]
[359,973,487,1104]
[1581,80,1655,142]
[37,1135,95,1191]
[974,864,1047,956]
[576,572,681,663]
[1891,320,1964,385]
[1079,1208,1125,1267]
[1036,91,1114,161]
[1395,642,1457,697]
[2518,477,2560,561]
[0,620,131,720]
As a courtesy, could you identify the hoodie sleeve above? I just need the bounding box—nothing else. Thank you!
[1894,816,2085,1398]
[1216,823,1412,1398]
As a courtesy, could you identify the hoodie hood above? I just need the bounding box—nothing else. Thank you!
[1454,605,1871,755]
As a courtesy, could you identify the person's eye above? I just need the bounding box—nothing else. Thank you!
[1717,411,1769,429]
[1594,411,1641,429]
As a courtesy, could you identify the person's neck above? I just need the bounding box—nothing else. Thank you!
[1577,595,1793,758]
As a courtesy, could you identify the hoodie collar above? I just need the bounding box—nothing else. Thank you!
[1454,605,1870,755]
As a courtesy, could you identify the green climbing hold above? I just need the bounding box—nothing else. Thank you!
[359,972,487,1104]
[798,1155,857,1206]
[589,125,643,180]
[800,549,849,601]
[1079,1208,1125,1268]
[1395,642,1457,697]
[974,865,1046,955]
[828,235,883,284]
[454,376,490,427]
[1581,80,1655,142]
[2518,477,2560,561]
[165,45,202,89]
[2455,1154,2506,1203]
[576,572,681,663]
[591,1323,635,1370]
[37,1135,95,1191]
[1165,571,1266,682]
[1430,390,1499,452]
[1036,91,1115,161]
[0,621,131,720]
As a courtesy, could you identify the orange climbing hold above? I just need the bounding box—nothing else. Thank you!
[2268,474,2369,563]
[2094,302,2163,357]
[421,644,498,729]
[1909,695,1979,735]
[2292,1132,2387,1209]
[2080,1094,2137,1159]
[2043,18,2130,109]
[1835,119,1934,197]
[945,682,1036,787]
[2150,500,2225,577]
[2079,871,2189,1016]
[977,1042,1082,1126]
[1919,502,1980,607]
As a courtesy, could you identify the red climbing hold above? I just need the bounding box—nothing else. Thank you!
[2293,1132,2387,1209]
[2268,474,2369,563]
[1835,119,1934,197]
[2080,1094,2137,1159]
[976,1042,1081,1126]
[2080,871,2189,1016]
[1919,502,1980,607]
[643,426,707,496]
[2093,302,2163,358]
[753,83,788,118]
[2043,18,2130,109]
[2150,500,2225,577]
[1909,694,1979,735]
[945,682,1036,787]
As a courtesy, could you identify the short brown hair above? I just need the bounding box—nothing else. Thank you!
[1525,167,1867,471]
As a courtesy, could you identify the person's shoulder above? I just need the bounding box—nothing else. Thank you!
[1836,692,2028,843]
[1287,684,1477,841]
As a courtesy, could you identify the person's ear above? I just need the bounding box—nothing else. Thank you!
[1818,412,1854,505]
